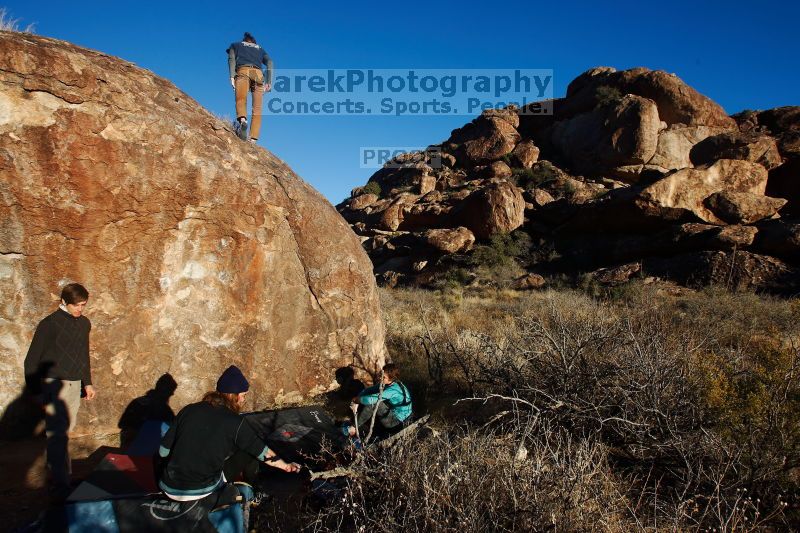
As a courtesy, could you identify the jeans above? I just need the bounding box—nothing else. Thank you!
[356,401,403,434]
[235,66,264,140]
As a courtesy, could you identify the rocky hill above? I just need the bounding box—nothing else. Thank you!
[0,32,385,431]
[338,67,800,293]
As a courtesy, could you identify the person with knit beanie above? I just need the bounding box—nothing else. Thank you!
[157,365,298,529]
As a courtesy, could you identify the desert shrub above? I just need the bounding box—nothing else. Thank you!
[595,85,623,107]
[303,420,632,532]
[379,287,800,530]
[512,161,564,190]
[362,180,382,197]
[468,231,531,269]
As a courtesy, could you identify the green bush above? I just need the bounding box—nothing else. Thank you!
[469,231,532,269]
[513,161,561,190]
[595,85,623,107]
[362,180,382,197]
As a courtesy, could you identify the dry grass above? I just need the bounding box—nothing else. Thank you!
[302,283,800,532]
[0,8,35,33]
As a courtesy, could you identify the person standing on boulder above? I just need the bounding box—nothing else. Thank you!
[23,282,96,501]
[227,32,273,143]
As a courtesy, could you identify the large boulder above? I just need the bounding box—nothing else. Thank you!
[455,182,526,239]
[646,124,732,174]
[635,159,770,224]
[511,140,540,169]
[564,67,736,129]
[753,220,800,261]
[551,94,661,178]
[690,131,782,170]
[446,108,521,166]
[643,251,800,293]
[704,190,786,224]
[422,227,476,254]
[0,33,386,431]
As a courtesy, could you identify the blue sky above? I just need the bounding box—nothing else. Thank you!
[4,1,798,203]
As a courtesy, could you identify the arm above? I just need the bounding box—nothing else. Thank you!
[355,384,381,405]
[262,50,273,87]
[23,318,49,394]
[234,418,299,473]
[159,422,176,458]
[82,321,96,399]
[228,48,236,79]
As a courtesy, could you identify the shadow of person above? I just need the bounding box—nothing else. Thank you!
[117,373,177,449]
[0,362,54,441]
[0,363,56,528]
[324,366,365,419]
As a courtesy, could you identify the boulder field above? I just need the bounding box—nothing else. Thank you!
[338,66,800,293]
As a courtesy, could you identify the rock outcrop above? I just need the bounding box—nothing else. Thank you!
[336,66,799,293]
[0,32,386,431]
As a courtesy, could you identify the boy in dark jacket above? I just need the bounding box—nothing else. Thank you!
[24,282,95,501]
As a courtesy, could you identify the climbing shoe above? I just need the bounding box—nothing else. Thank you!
[234,118,248,140]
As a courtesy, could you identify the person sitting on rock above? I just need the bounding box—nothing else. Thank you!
[346,363,412,441]
[226,32,273,143]
[157,365,298,528]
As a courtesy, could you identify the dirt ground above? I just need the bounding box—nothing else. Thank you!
[1,431,121,531]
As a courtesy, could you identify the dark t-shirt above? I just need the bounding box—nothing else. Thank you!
[227,41,268,69]
[159,401,269,492]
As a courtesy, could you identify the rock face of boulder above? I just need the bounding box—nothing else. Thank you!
[447,108,521,166]
[551,94,661,177]
[423,227,475,254]
[690,131,782,169]
[636,159,769,224]
[456,182,526,239]
[0,32,385,430]
[704,191,787,224]
[564,67,736,129]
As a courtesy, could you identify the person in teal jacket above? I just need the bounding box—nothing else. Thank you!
[346,363,412,438]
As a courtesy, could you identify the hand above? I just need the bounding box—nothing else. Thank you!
[267,458,301,473]
[84,385,97,401]
[263,83,271,93]
[230,77,236,89]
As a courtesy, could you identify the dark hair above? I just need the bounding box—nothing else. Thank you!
[243,32,256,43]
[61,283,89,304]
[202,390,243,413]
[383,363,400,381]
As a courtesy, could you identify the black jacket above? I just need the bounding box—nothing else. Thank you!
[24,308,91,391]
[159,401,269,492]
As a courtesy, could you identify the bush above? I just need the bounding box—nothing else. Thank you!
[595,85,623,107]
[303,421,632,532]
[362,181,382,197]
[373,286,800,530]
[512,161,562,190]
[468,232,531,269]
